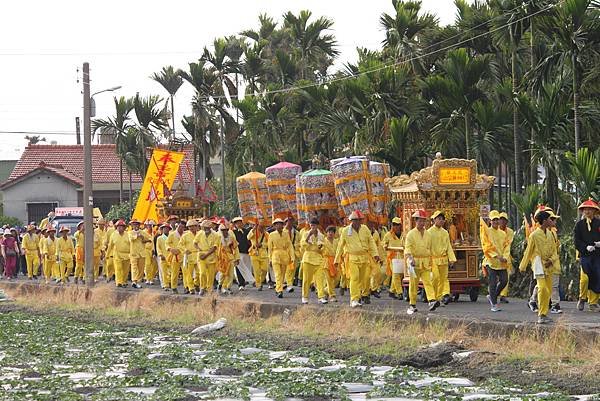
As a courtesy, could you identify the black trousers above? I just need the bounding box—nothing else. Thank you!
[488,268,508,305]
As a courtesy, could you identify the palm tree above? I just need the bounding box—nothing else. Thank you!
[131,93,169,177]
[424,48,490,159]
[537,0,600,153]
[282,10,339,80]
[151,66,183,142]
[92,96,134,202]
[379,0,438,75]
[567,147,600,201]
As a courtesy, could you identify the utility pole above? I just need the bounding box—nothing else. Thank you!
[82,62,94,287]
[75,117,81,145]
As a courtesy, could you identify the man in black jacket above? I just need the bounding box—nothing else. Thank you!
[232,217,255,290]
[574,198,600,311]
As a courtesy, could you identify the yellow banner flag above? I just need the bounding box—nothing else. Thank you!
[132,148,185,223]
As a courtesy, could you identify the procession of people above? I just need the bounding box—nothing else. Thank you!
[0,198,599,324]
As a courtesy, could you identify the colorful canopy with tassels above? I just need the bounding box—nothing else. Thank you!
[265,161,301,220]
[236,171,272,226]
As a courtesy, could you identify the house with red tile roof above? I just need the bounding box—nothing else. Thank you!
[0,144,198,224]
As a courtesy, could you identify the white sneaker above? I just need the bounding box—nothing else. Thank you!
[301,298,308,304]
[350,300,361,308]
[318,298,328,304]
[330,297,338,303]
[286,287,294,293]
[407,305,417,315]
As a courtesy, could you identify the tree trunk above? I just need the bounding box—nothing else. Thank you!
[170,96,176,142]
[119,158,123,203]
[128,170,133,218]
[464,112,471,159]
[511,31,522,196]
[529,18,537,185]
[573,53,581,154]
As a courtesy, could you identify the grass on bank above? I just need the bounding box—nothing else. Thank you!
[4,283,599,375]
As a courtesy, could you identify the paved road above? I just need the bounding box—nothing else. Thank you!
[4,276,600,332]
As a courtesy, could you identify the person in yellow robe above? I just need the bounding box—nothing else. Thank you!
[106,220,131,287]
[334,211,379,308]
[268,218,295,298]
[519,210,560,324]
[284,216,301,292]
[177,219,199,294]
[103,220,116,282]
[94,218,108,281]
[382,217,404,300]
[38,227,47,280]
[367,222,383,302]
[248,223,269,291]
[166,221,185,293]
[481,210,510,312]
[21,224,40,279]
[73,222,86,283]
[143,219,158,285]
[216,224,239,294]
[55,226,74,283]
[300,218,327,304]
[428,211,457,305]
[129,219,151,289]
[498,212,515,303]
[156,224,171,290]
[195,220,219,295]
[404,210,437,314]
[321,226,339,302]
[41,226,57,284]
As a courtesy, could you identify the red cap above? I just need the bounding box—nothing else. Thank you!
[411,209,428,219]
[115,219,127,227]
[578,198,600,211]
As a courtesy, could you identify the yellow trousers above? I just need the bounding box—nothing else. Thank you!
[323,268,338,298]
[25,254,40,278]
[169,260,182,289]
[348,260,369,302]
[219,264,234,289]
[408,268,435,306]
[58,258,73,282]
[431,264,450,301]
[273,261,288,293]
[370,261,384,292]
[43,258,56,281]
[285,262,296,286]
[181,260,196,291]
[251,256,268,287]
[93,255,101,279]
[130,256,144,283]
[580,267,589,300]
[74,260,84,279]
[104,256,115,279]
[536,274,553,317]
[114,257,130,286]
[145,254,157,281]
[199,261,217,291]
[302,262,326,299]
[390,273,403,295]
[360,262,372,297]
[51,259,60,280]
[158,257,170,288]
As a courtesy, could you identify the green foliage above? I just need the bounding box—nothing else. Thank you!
[0,215,22,227]
[105,191,139,222]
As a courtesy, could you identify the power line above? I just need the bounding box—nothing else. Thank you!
[0,130,76,136]
[190,0,560,102]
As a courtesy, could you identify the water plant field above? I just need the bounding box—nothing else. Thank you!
[0,308,585,401]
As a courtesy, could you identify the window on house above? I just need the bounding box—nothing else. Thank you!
[27,203,58,225]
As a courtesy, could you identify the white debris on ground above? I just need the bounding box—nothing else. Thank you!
[191,317,227,335]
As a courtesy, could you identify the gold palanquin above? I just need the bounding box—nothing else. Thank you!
[386,157,495,300]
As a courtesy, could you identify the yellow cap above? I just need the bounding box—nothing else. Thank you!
[489,210,501,220]
[498,212,508,220]
[391,217,402,225]
[431,210,444,220]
